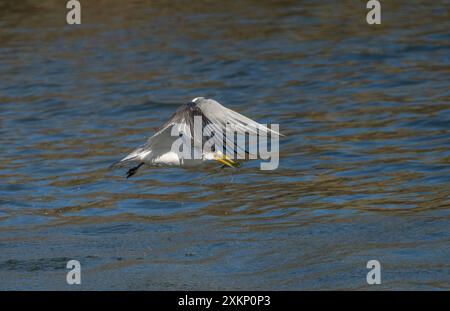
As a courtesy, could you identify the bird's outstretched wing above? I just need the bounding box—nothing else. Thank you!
[196,98,283,137]
[111,105,196,167]
[195,98,283,158]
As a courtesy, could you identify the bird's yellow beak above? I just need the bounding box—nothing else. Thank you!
[214,154,240,168]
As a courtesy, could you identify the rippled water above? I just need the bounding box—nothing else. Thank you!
[0,0,449,290]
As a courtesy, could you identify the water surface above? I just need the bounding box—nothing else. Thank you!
[0,0,449,290]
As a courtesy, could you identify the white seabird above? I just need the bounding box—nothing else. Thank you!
[111,97,282,178]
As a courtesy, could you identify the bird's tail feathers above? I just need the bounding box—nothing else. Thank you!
[109,147,144,169]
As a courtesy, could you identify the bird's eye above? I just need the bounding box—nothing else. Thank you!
[179,133,183,137]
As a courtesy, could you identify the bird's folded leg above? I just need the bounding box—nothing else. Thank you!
[126,162,144,178]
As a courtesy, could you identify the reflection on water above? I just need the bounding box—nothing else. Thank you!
[0,0,449,289]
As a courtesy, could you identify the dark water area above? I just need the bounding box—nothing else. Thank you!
[0,0,449,290]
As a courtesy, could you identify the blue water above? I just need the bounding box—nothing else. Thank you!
[0,0,449,290]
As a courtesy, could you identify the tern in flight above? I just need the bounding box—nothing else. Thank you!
[111,97,282,178]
